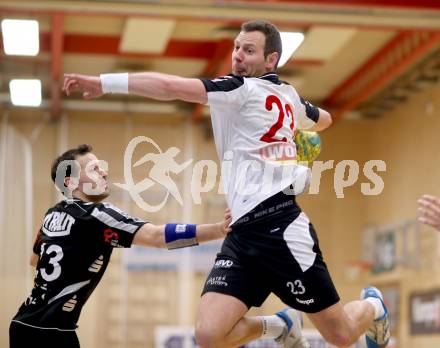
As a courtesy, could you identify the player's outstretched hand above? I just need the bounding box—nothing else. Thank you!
[63,73,103,99]
[418,194,440,231]
[220,208,232,236]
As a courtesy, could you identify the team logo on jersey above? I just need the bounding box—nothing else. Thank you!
[104,228,120,246]
[259,142,297,164]
[42,212,75,237]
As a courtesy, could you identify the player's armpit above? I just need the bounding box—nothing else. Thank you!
[307,108,332,131]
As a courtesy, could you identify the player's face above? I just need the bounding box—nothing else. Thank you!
[76,153,110,202]
[232,31,274,77]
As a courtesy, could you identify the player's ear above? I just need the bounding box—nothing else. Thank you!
[65,176,79,191]
[266,52,279,70]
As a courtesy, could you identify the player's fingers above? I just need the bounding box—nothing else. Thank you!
[63,74,80,88]
[419,194,440,206]
[224,217,232,234]
[418,207,440,221]
[63,78,74,94]
[69,82,80,91]
[418,198,440,215]
[62,78,68,91]
[418,216,440,230]
[65,79,78,91]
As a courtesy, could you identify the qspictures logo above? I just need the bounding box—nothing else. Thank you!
[55,136,386,213]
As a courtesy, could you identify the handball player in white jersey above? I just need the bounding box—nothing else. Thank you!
[64,20,390,348]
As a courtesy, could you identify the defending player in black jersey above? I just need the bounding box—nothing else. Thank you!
[10,144,231,348]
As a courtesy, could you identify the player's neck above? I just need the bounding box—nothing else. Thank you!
[72,190,105,203]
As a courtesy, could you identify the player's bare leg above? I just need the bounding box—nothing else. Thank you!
[195,293,260,348]
[307,291,388,348]
[307,301,374,347]
[195,293,309,348]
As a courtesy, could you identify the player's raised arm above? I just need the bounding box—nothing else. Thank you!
[63,72,207,104]
[308,108,332,131]
[133,209,232,249]
[296,97,332,132]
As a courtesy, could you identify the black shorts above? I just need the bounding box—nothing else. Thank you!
[202,191,340,313]
[10,320,80,348]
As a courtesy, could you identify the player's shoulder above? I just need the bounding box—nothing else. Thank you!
[250,72,288,86]
[98,202,130,218]
[48,198,98,218]
[214,74,244,83]
[201,74,245,92]
[92,201,145,224]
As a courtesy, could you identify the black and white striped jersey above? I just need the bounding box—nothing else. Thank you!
[200,73,319,224]
[12,199,146,330]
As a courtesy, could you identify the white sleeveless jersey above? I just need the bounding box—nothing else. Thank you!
[200,73,320,224]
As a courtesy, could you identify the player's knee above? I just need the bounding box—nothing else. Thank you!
[194,323,223,348]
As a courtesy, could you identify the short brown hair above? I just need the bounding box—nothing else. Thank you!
[51,144,92,192]
[241,20,282,68]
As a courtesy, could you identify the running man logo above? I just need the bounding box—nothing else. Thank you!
[114,136,192,212]
[259,142,297,164]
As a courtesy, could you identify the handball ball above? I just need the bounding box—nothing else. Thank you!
[294,130,321,164]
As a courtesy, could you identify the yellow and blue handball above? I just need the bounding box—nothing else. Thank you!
[294,130,321,165]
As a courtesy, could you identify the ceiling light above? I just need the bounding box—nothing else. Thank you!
[9,79,42,107]
[278,32,304,68]
[1,19,39,56]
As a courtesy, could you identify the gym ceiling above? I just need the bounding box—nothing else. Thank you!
[1,0,439,121]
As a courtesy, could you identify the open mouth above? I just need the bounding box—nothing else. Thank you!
[97,181,108,190]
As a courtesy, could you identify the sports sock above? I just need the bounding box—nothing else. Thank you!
[365,297,385,320]
[258,315,286,339]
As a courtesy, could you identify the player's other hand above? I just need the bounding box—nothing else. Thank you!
[63,73,103,99]
[418,194,440,231]
[219,208,232,236]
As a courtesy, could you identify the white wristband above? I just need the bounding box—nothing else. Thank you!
[100,73,129,94]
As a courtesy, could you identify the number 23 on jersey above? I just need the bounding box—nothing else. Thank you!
[260,94,295,143]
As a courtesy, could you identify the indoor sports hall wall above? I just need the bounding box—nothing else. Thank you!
[0,117,34,348]
[1,78,439,347]
[363,80,440,348]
